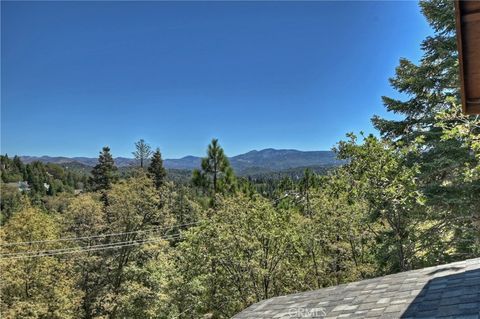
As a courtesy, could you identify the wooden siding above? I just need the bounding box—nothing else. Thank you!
[455,0,480,114]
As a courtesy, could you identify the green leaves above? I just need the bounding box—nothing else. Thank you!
[372,0,479,262]
[334,134,426,272]
[176,194,304,317]
[0,206,82,319]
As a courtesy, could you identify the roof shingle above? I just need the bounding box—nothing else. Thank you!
[233,257,480,319]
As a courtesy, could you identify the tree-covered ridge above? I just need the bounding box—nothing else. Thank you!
[0,1,479,318]
[1,155,88,192]
[1,155,90,222]
[19,149,343,173]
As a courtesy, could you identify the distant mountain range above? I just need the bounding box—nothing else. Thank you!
[20,149,343,175]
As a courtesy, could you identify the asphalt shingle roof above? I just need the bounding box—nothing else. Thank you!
[233,257,480,319]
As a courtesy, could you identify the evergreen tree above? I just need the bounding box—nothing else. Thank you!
[90,146,118,191]
[299,168,317,217]
[0,155,23,183]
[148,148,167,189]
[132,139,152,168]
[12,155,25,177]
[372,0,458,142]
[371,0,479,260]
[192,138,236,195]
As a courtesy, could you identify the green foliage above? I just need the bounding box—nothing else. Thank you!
[90,146,119,192]
[60,175,180,318]
[0,183,25,223]
[0,155,25,183]
[148,148,167,189]
[1,155,86,195]
[132,139,153,169]
[335,134,426,272]
[372,0,479,260]
[192,139,237,196]
[0,206,82,318]
[177,194,305,318]
[436,101,480,256]
[0,155,88,222]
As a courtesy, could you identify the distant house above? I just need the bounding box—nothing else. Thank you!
[19,181,31,192]
[5,181,31,192]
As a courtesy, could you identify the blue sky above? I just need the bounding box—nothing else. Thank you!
[1,1,431,159]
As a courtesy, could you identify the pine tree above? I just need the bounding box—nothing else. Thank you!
[90,146,118,191]
[192,138,235,195]
[148,148,167,189]
[12,156,24,175]
[371,0,479,261]
[372,0,459,142]
[371,0,463,175]
[132,139,153,168]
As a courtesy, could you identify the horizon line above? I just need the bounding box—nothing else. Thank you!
[8,148,336,161]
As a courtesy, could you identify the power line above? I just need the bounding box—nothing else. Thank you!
[3,235,183,260]
[1,235,176,257]
[1,237,179,260]
[0,221,200,247]
[0,220,202,247]
[0,233,184,260]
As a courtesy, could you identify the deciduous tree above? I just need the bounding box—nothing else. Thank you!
[0,206,82,318]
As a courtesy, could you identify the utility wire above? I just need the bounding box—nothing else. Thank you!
[0,233,184,260]
[0,220,201,247]
[0,238,179,260]
[1,234,180,257]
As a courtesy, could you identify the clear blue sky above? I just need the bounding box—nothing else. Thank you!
[1,1,431,159]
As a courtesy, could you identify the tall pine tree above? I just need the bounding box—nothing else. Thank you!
[192,138,236,195]
[371,0,479,260]
[132,139,152,168]
[90,146,118,191]
[148,148,167,189]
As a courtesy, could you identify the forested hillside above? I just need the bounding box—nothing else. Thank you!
[0,1,479,318]
[19,148,342,174]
